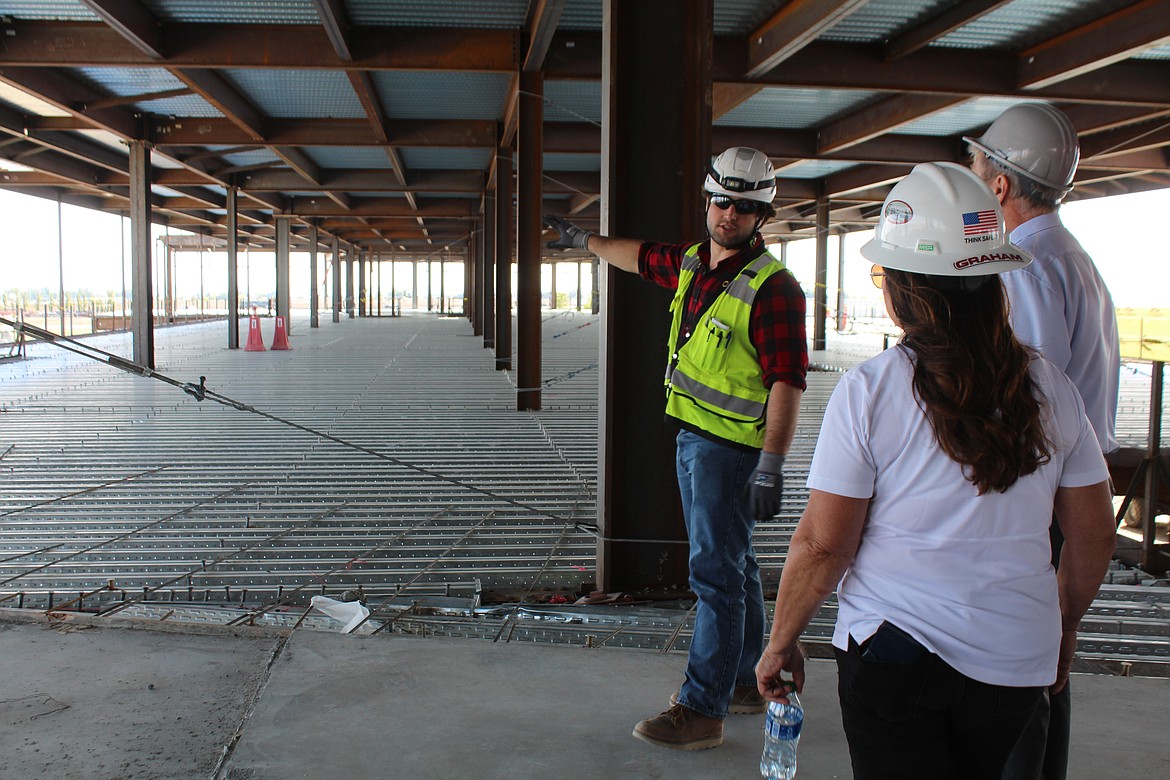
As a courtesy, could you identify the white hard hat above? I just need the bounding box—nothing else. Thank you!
[703,147,777,204]
[963,102,1079,193]
[861,162,1032,277]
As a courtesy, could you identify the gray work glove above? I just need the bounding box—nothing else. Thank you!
[544,214,594,251]
[748,451,785,520]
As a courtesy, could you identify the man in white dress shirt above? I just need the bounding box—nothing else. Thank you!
[967,101,1121,780]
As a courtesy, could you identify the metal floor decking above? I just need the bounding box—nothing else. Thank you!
[0,312,1167,671]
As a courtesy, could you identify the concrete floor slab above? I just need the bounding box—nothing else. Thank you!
[223,630,853,780]
[1,616,1167,779]
[224,630,1170,780]
[0,620,278,779]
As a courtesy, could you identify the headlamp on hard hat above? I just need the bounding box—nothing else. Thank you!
[704,147,778,205]
[710,170,768,194]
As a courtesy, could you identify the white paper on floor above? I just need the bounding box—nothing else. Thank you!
[309,595,380,634]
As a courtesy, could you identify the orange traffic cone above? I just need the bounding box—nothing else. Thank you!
[271,315,290,350]
[245,313,266,351]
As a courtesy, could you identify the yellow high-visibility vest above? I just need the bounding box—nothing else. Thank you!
[664,244,789,448]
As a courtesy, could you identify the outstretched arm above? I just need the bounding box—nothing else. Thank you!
[544,214,643,274]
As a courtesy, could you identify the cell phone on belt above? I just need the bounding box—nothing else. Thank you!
[860,621,925,664]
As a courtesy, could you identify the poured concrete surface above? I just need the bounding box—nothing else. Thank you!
[1,613,1166,779]
[224,630,852,780]
[0,619,278,779]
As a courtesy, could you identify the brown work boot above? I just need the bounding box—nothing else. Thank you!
[632,703,723,750]
[669,684,766,714]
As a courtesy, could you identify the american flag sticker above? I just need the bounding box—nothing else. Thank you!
[962,210,998,235]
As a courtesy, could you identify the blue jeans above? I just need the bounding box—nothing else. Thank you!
[673,429,765,719]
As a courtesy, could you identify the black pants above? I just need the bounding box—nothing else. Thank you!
[1002,520,1071,780]
[835,626,1044,780]
[1002,684,1071,780]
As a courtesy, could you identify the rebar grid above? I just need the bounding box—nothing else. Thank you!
[0,312,1165,669]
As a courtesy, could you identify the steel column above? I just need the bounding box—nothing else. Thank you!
[358,251,367,317]
[426,260,433,311]
[597,0,710,592]
[482,194,496,349]
[1143,361,1165,573]
[163,241,173,322]
[813,197,829,351]
[517,69,543,410]
[275,217,291,327]
[331,235,341,323]
[309,222,319,328]
[469,226,481,333]
[56,193,64,335]
[495,145,513,371]
[346,248,355,318]
[226,184,240,348]
[128,140,154,368]
[591,258,600,315]
[836,230,847,332]
[549,261,557,309]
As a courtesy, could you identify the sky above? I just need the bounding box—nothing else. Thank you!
[2,185,1169,310]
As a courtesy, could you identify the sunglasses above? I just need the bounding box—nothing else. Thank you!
[709,194,762,215]
[870,264,885,289]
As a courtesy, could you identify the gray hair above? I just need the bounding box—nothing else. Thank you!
[971,151,1065,211]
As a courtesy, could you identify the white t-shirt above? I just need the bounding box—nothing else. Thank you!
[1004,212,1120,453]
[808,346,1108,687]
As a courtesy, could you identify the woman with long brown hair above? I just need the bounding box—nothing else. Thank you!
[755,162,1116,779]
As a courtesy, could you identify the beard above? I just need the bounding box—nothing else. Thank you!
[708,220,756,250]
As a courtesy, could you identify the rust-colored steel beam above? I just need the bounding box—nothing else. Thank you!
[150,118,500,147]
[1018,0,1170,90]
[1065,105,1170,136]
[0,67,138,138]
[205,168,486,193]
[288,198,477,218]
[817,94,968,154]
[823,164,908,200]
[884,0,1011,62]
[523,0,566,72]
[171,69,265,141]
[741,43,1170,107]
[1081,120,1170,160]
[1079,148,1170,172]
[78,0,164,59]
[542,121,603,154]
[747,0,869,78]
[0,22,520,72]
[311,0,353,61]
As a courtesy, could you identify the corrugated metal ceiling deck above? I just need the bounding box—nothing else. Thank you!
[0,0,1166,255]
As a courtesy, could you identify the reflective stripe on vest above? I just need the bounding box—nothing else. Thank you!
[664,244,788,448]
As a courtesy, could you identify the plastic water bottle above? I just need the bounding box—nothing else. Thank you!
[760,691,802,780]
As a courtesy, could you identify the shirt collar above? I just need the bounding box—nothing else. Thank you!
[1009,211,1063,244]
